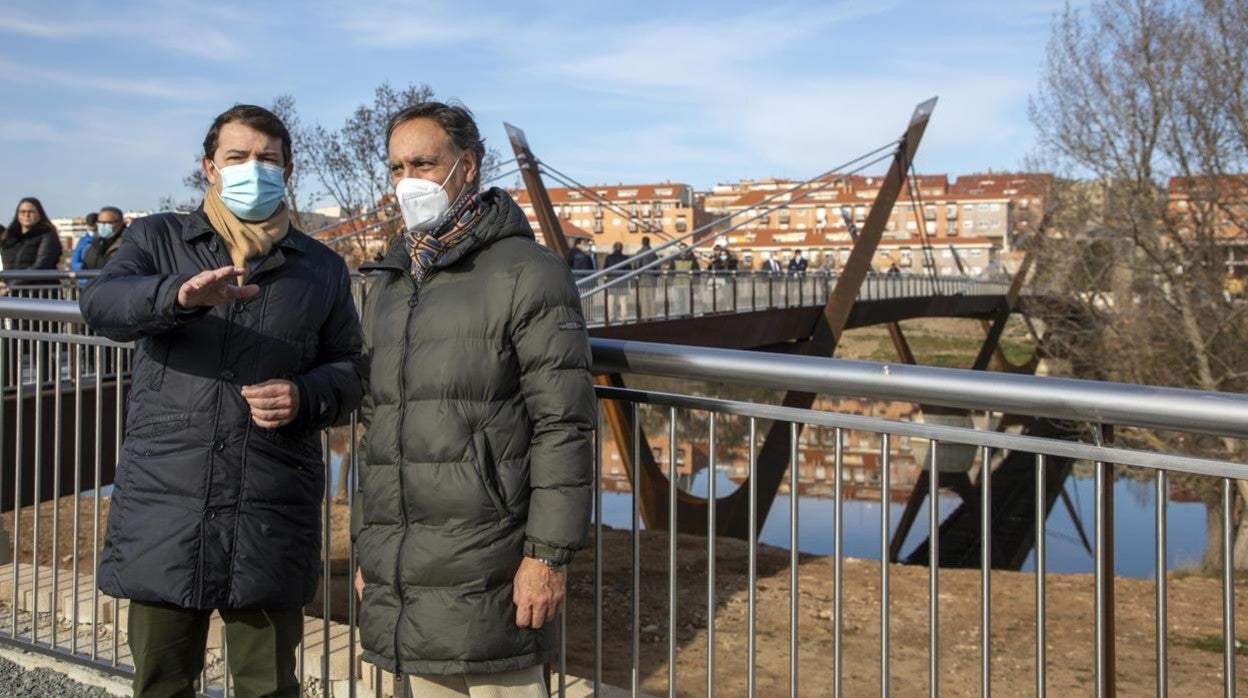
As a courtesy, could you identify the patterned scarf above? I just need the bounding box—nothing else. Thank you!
[403,185,485,283]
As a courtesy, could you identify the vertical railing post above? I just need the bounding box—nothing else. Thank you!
[1093,424,1115,698]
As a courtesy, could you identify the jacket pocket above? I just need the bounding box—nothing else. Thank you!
[126,412,190,438]
[252,425,322,461]
[472,431,509,520]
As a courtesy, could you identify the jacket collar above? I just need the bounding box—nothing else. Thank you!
[359,188,535,276]
[181,205,307,255]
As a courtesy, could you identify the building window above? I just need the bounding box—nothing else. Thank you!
[946,204,958,219]
[676,215,687,232]
[778,207,790,225]
[924,204,937,221]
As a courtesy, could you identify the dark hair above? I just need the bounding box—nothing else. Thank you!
[202,104,292,165]
[386,101,486,186]
[641,236,651,246]
[99,206,123,220]
[84,212,98,227]
[6,197,54,237]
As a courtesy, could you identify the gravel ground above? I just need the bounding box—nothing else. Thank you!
[0,655,112,697]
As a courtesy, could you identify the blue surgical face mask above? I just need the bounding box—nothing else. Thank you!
[97,222,116,239]
[213,160,287,221]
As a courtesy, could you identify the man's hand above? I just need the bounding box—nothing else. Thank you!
[513,556,565,629]
[177,266,259,308]
[354,566,364,601]
[241,379,300,429]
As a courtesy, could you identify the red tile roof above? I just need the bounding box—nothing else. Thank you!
[509,183,690,206]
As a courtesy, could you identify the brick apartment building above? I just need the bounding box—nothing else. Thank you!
[509,182,711,253]
[704,172,1050,274]
[1167,174,1248,278]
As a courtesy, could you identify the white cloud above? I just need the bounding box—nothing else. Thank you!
[0,2,253,62]
[0,120,63,142]
[0,55,225,101]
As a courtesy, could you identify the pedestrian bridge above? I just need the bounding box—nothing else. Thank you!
[0,97,1244,696]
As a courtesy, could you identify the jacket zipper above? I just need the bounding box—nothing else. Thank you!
[197,242,236,609]
[391,268,438,671]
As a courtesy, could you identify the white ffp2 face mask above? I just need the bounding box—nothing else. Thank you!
[395,154,463,233]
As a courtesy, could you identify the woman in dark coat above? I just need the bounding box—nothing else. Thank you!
[2,197,63,271]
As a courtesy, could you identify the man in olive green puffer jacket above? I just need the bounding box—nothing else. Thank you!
[352,101,594,697]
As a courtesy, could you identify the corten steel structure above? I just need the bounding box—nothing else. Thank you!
[508,98,1059,548]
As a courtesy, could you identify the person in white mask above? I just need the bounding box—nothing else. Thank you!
[354,102,593,698]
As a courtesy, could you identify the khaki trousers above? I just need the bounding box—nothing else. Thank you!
[405,665,548,698]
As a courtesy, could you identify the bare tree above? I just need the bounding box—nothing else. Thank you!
[302,82,435,217]
[1029,0,1248,569]
[269,94,316,230]
[300,82,504,251]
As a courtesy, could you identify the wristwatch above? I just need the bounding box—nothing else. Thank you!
[533,556,566,573]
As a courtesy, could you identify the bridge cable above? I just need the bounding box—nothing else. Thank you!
[901,159,942,292]
[532,163,675,241]
[577,147,900,298]
[572,138,904,288]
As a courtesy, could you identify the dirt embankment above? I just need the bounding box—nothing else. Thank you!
[7,499,1245,697]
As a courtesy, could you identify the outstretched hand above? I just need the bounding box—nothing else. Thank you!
[177,266,259,308]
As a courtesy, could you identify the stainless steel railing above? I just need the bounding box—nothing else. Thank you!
[574,269,1013,326]
[3,269,1014,333]
[0,298,1245,696]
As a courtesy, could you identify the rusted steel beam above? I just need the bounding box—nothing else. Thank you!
[886,322,917,366]
[973,251,1035,371]
[595,99,943,539]
[504,123,570,260]
[744,99,940,537]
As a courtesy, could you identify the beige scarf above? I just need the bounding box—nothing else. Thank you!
[203,186,290,277]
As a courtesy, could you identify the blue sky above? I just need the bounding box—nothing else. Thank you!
[0,0,1083,219]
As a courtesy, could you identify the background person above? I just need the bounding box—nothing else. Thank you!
[2,197,62,273]
[70,212,98,271]
[81,207,127,270]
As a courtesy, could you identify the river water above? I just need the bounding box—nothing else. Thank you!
[596,468,1208,578]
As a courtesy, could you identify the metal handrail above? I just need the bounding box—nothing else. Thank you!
[5,297,1247,439]
[0,295,1243,696]
[593,339,1248,440]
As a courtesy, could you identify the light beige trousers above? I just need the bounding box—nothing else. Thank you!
[405,665,548,698]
